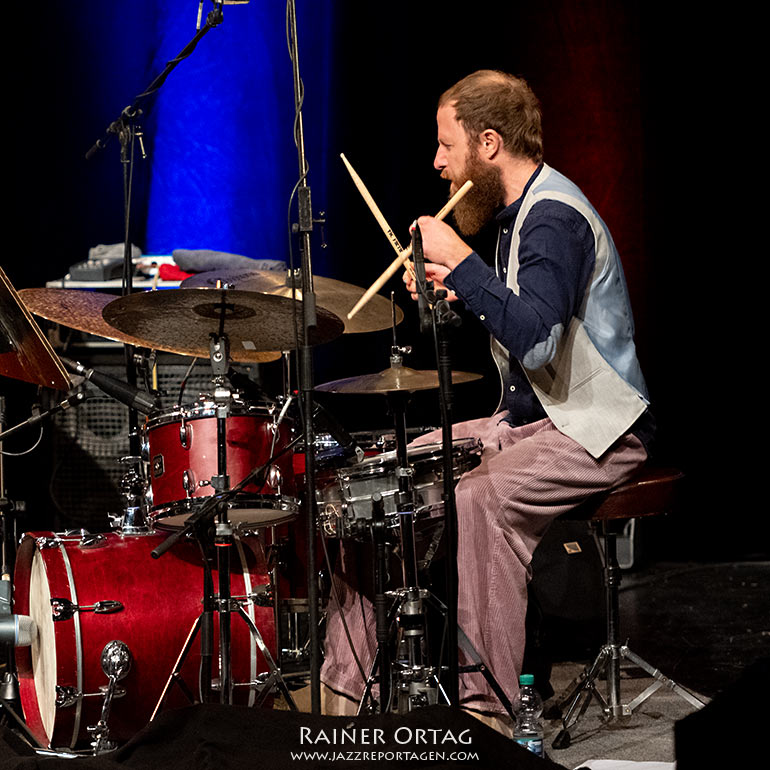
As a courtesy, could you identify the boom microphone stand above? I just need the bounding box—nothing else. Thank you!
[286,0,323,714]
[84,0,232,516]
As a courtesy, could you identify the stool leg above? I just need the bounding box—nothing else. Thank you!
[604,525,624,718]
[552,521,708,750]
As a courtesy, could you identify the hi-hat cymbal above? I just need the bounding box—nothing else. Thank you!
[102,287,344,358]
[315,364,482,394]
[182,268,403,334]
[19,288,283,364]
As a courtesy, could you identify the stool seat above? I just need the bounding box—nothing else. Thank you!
[567,466,684,522]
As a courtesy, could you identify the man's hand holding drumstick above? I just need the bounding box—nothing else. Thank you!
[340,153,474,320]
[403,215,473,302]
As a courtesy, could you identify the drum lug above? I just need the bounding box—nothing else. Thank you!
[51,598,124,622]
[320,503,342,537]
[182,469,196,498]
[79,533,109,549]
[266,464,282,491]
[179,416,190,448]
[247,583,273,607]
[55,686,80,709]
[55,684,128,709]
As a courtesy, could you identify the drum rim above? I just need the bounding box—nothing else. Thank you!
[334,437,481,477]
[146,399,280,428]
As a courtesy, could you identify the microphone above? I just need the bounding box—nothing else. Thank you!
[0,578,37,647]
[0,614,38,647]
[0,391,87,442]
[411,223,432,334]
[312,402,365,464]
[60,358,159,415]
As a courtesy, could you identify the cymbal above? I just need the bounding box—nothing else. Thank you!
[102,288,344,358]
[1,272,69,390]
[181,268,403,334]
[19,288,283,364]
[315,365,482,394]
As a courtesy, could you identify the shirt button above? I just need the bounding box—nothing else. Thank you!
[503,227,509,234]
[479,314,486,321]
[509,385,516,391]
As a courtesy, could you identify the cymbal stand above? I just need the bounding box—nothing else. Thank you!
[150,339,303,715]
[412,224,461,704]
[356,334,438,714]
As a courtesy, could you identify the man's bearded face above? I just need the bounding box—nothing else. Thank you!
[451,146,506,236]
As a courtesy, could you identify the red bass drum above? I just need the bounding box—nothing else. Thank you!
[13,530,276,750]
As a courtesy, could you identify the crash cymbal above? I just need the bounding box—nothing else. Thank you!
[315,364,482,394]
[19,288,283,364]
[102,287,344,359]
[181,268,403,334]
[1,271,69,390]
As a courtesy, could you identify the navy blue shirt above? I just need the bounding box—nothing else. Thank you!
[445,167,595,426]
[444,166,655,452]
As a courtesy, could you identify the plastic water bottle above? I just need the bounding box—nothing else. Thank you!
[513,674,544,757]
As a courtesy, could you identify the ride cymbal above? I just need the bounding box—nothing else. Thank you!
[19,288,284,363]
[315,365,482,394]
[102,287,343,359]
[182,268,403,334]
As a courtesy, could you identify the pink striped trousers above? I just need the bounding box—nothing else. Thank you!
[320,414,648,715]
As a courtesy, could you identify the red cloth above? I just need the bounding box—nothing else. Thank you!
[158,263,194,282]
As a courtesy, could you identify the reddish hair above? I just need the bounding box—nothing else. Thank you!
[439,70,543,163]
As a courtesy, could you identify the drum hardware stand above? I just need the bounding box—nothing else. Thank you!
[353,345,441,715]
[150,332,303,716]
[412,223,461,705]
[107,455,153,535]
[286,0,325,714]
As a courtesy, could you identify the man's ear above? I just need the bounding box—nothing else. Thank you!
[478,129,503,159]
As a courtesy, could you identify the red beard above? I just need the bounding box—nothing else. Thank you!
[451,149,505,236]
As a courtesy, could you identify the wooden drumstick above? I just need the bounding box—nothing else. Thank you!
[340,153,412,277]
[346,179,474,320]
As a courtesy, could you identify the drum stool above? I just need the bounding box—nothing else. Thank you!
[551,466,707,750]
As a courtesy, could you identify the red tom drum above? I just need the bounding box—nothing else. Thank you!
[146,396,297,531]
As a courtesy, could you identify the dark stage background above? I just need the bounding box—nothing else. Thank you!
[2,2,761,561]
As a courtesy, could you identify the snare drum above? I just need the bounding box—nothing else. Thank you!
[146,396,297,531]
[315,438,482,538]
[13,530,276,749]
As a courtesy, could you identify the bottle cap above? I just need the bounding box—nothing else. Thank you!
[519,674,535,686]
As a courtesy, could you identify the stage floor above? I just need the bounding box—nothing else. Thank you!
[2,559,768,768]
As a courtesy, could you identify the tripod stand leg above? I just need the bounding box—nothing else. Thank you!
[235,605,298,711]
[455,626,515,720]
[552,644,612,749]
[151,615,202,722]
[621,646,707,712]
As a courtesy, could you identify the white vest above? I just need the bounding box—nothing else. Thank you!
[491,164,648,458]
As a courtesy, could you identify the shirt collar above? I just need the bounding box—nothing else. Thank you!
[494,162,544,226]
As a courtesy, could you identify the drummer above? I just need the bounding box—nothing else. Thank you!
[321,70,654,734]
